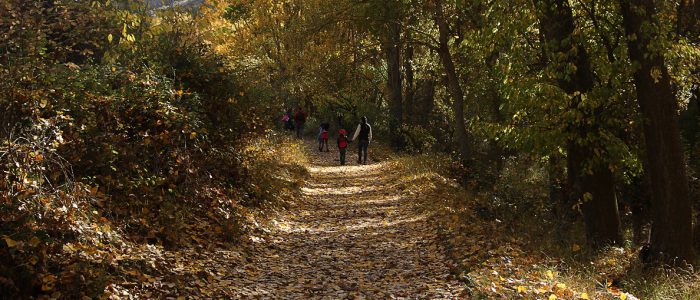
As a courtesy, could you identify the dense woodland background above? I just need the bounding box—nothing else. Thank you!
[1,0,700,298]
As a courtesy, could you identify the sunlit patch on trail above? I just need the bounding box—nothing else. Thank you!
[326,195,402,207]
[214,140,467,298]
[341,212,432,232]
[301,184,377,196]
[306,162,385,174]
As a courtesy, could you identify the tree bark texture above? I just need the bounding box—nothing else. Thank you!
[404,35,415,125]
[434,1,472,165]
[381,3,404,150]
[414,79,435,126]
[621,0,694,263]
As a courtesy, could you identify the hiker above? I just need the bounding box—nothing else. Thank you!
[318,122,330,152]
[351,116,372,164]
[282,109,294,131]
[293,106,306,139]
[337,128,350,165]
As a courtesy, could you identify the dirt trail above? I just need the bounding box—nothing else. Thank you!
[226,141,466,299]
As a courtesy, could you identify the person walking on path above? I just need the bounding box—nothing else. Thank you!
[337,128,350,165]
[318,122,330,152]
[293,106,306,139]
[351,116,372,164]
[282,109,294,131]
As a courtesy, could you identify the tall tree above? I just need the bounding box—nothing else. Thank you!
[381,0,404,149]
[620,0,694,263]
[536,0,622,246]
[404,29,415,125]
[433,0,473,165]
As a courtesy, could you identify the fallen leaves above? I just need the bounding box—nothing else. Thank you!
[3,235,20,248]
[5,139,655,299]
[396,153,646,300]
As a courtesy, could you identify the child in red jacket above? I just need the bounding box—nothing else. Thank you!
[337,129,350,165]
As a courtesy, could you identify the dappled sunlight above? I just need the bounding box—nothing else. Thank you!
[306,162,386,175]
[301,184,378,196]
[216,140,466,298]
[326,195,403,207]
[341,212,432,232]
[6,0,696,297]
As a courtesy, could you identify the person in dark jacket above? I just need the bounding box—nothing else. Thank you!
[293,106,306,139]
[351,116,372,164]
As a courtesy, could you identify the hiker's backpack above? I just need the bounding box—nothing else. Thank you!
[321,130,328,140]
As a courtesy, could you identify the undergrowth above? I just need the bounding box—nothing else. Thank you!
[0,1,308,298]
[1,131,308,299]
[390,153,700,299]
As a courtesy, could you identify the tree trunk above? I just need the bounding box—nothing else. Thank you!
[548,154,572,243]
[381,4,403,150]
[629,173,652,245]
[404,35,415,125]
[536,0,622,246]
[434,1,472,165]
[621,0,694,264]
[414,79,435,126]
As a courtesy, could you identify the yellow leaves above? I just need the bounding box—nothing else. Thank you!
[650,67,662,84]
[29,236,41,247]
[3,235,20,248]
[582,192,593,202]
[620,293,627,300]
[572,243,581,252]
[63,243,76,253]
[108,33,113,43]
[581,292,589,299]
[546,270,555,280]
[549,294,557,300]
[40,99,48,108]
[190,132,197,140]
[517,285,527,293]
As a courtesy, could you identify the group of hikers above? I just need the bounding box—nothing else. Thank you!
[282,107,372,165]
[281,107,307,139]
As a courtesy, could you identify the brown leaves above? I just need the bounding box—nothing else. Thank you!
[394,152,648,300]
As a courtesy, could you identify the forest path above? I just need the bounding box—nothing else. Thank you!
[226,140,467,299]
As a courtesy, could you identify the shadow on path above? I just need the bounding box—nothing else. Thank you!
[226,140,465,299]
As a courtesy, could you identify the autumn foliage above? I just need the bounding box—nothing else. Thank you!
[0,1,305,297]
[1,0,700,299]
